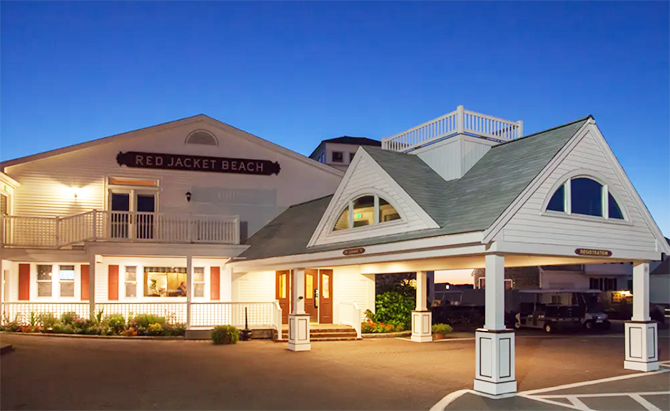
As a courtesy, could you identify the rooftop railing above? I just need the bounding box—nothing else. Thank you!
[381,105,523,153]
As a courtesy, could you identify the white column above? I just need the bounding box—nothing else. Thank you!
[89,254,97,319]
[411,271,432,342]
[186,255,192,330]
[288,268,310,351]
[624,262,658,371]
[474,254,516,396]
[427,271,435,306]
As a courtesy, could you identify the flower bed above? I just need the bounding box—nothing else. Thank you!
[361,319,405,333]
[1,311,186,337]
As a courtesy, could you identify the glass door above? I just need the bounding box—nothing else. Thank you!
[110,192,130,238]
[109,190,157,240]
[135,193,155,239]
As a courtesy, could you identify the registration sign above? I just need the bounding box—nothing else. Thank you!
[575,248,612,257]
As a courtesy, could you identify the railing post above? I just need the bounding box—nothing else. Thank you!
[234,217,240,245]
[186,254,192,330]
[55,216,61,247]
[456,105,465,134]
[187,213,192,243]
[92,209,97,241]
[517,120,524,138]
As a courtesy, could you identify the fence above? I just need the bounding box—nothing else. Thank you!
[338,301,362,338]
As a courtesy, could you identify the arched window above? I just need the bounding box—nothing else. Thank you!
[185,130,218,146]
[332,194,402,231]
[545,176,624,220]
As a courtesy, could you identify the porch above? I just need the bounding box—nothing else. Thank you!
[1,210,241,248]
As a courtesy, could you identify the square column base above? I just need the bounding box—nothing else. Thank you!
[474,329,516,396]
[411,310,432,342]
[288,313,311,352]
[624,321,658,371]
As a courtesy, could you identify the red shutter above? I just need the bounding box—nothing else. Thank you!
[108,265,119,301]
[81,265,90,301]
[210,267,220,301]
[18,263,30,300]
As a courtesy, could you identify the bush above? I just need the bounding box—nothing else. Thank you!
[147,323,163,336]
[73,317,95,334]
[367,291,415,329]
[106,314,126,334]
[37,312,58,329]
[161,322,186,336]
[130,314,166,329]
[61,324,74,334]
[432,323,453,335]
[60,312,80,325]
[211,325,239,345]
[52,322,64,334]
[361,320,405,333]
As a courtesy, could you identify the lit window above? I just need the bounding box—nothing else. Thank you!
[59,265,75,297]
[332,195,401,231]
[125,266,137,298]
[37,265,53,297]
[332,151,344,163]
[322,273,330,298]
[545,177,624,220]
[193,267,205,298]
[144,267,186,297]
[353,196,375,227]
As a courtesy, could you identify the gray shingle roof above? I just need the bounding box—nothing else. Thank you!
[239,117,591,261]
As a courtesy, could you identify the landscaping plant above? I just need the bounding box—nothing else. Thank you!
[432,323,453,339]
[211,325,239,345]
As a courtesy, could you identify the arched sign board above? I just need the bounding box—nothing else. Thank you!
[116,151,281,176]
[575,248,612,257]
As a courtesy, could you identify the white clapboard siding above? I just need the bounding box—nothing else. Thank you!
[502,131,657,251]
[415,135,495,182]
[234,271,275,303]
[5,120,341,237]
[333,267,374,323]
[313,156,433,246]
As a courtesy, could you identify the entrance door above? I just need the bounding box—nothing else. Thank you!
[276,270,291,324]
[135,194,155,239]
[319,269,333,324]
[305,269,318,323]
[109,191,156,239]
[110,193,130,238]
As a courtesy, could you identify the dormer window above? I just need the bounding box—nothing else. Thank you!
[546,176,624,220]
[333,194,402,231]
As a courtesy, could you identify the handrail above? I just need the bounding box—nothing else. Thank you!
[382,105,523,153]
[273,300,283,341]
[2,210,241,248]
[338,301,362,338]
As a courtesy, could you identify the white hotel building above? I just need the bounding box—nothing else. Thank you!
[1,106,667,396]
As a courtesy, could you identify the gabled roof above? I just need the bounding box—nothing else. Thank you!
[651,258,669,275]
[2,114,343,178]
[239,116,591,261]
[309,136,380,158]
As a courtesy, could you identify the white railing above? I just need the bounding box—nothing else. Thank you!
[1,301,282,333]
[2,210,240,248]
[338,301,362,339]
[382,105,523,153]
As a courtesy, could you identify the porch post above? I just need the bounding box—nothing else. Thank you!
[89,254,97,319]
[411,271,432,342]
[474,254,517,396]
[288,268,310,351]
[186,255,192,330]
[624,262,658,371]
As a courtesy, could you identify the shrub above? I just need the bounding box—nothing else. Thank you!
[147,323,163,336]
[211,325,239,345]
[73,317,95,334]
[106,314,126,334]
[130,314,166,329]
[60,312,80,325]
[361,320,404,333]
[432,323,453,335]
[61,324,74,334]
[122,327,138,337]
[37,312,58,329]
[52,322,64,334]
[368,291,415,329]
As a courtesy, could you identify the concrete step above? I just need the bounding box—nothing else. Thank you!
[311,337,361,342]
[280,325,358,341]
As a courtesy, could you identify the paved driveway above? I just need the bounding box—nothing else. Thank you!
[1,332,668,410]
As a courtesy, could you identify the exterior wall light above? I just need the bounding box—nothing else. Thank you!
[186,191,192,202]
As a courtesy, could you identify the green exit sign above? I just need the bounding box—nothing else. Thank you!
[355,213,362,219]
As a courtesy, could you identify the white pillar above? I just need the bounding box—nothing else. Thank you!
[624,262,658,371]
[427,271,435,306]
[186,255,192,330]
[89,254,97,319]
[288,268,310,351]
[411,271,432,342]
[474,254,516,396]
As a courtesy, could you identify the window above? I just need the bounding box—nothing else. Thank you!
[477,278,514,289]
[332,151,344,163]
[349,152,357,163]
[0,193,8,215]
[545,176,624,220]
[589,277,618,291]
[125,266,137,298]
[332,194,402,231]
[144,267,187,297]
[322,273,330,298]
[37,265,53,297]
[185,129,218,146]
[551,295,562,304]
[59,265,75,297]
[318,153,326,164]
[193,267,205,298]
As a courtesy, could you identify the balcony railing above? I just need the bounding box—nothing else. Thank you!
[381,105,523,153]
[2,210,240,248]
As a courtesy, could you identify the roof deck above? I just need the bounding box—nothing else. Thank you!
[381,105,523,153]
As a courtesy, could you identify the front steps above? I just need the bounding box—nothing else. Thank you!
[281,325,359,342]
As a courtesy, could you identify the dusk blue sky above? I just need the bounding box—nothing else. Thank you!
[1,1,668,235]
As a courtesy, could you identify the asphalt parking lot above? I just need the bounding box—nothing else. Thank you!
[1,330,668,410]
